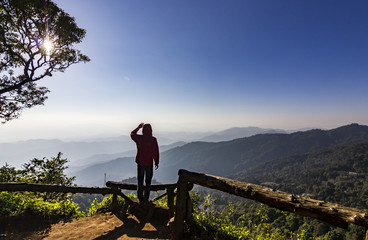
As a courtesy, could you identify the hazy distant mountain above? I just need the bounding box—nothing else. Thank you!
[0,134,186,169]
[73,123,368,186]
[0,126,288,168]
[71,157,136,187]
[156,131,212,143]
[0,126,290,168]
[69,141,186,186]
[69,141,186,168]
[200,127,288,142]
[0,136,135,168]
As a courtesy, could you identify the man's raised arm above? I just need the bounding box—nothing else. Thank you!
[131,123,144,139]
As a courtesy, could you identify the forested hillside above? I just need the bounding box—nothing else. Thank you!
[235,140,368,209]
[157,123,368,182]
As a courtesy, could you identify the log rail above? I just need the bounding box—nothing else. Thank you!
[0,181,177,217]
[0,182,113,195]
[172,169,368,240]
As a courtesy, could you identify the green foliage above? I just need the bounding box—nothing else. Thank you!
[71,193,104,213]
[205,192,367,240]
[88,195,113,215]
[193,194,250,239]
[21,152,75,185]
[152,191,169,208]
[190,192,367,240]
[0,153,82,219]
[0,163,19,182]
[0,0,90,122]
[2,152,75,201]
[87,194,136,216]
[0,191,83,218]
[190,192,311,240]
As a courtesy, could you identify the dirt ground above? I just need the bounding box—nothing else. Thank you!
[45,211,171,240]
[0,206,172,240]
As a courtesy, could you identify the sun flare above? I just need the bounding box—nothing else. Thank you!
[43,38,53,55]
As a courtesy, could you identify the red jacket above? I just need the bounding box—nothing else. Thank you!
[131,129,159,166]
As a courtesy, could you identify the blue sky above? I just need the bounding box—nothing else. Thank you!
[1,0,368,142]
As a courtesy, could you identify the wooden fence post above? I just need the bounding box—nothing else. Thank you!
[185,190,195,227]
[111,192,117,212]
[167,187,175,217]
[172,172,189,240]
[121,202,129,217]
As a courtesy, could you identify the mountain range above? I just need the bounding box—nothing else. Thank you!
[68,123,368,187]
[155,123,368,182]
[0,126,287,169]
[199,126,288,142]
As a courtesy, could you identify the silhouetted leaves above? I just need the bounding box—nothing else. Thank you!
[0,0,90,122]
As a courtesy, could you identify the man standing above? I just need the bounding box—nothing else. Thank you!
[131,123,159,203]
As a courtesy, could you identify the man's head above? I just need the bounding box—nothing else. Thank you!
[142,124,152,136]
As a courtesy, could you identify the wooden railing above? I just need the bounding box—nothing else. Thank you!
[0,182,112,195]
[0,181,177,217]
[106,181,176,216]
[171,169,368,240]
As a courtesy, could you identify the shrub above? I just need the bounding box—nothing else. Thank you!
[190,192,310,240]
[0,192,84,218]
[87,193,135,215]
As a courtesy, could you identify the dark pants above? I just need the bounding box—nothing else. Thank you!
[137,164,153,202]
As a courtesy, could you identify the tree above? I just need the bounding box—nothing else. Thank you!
[0,0,90,122]
[21,152,75,186]
[1,152,75,201]
[0,163,20,182]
